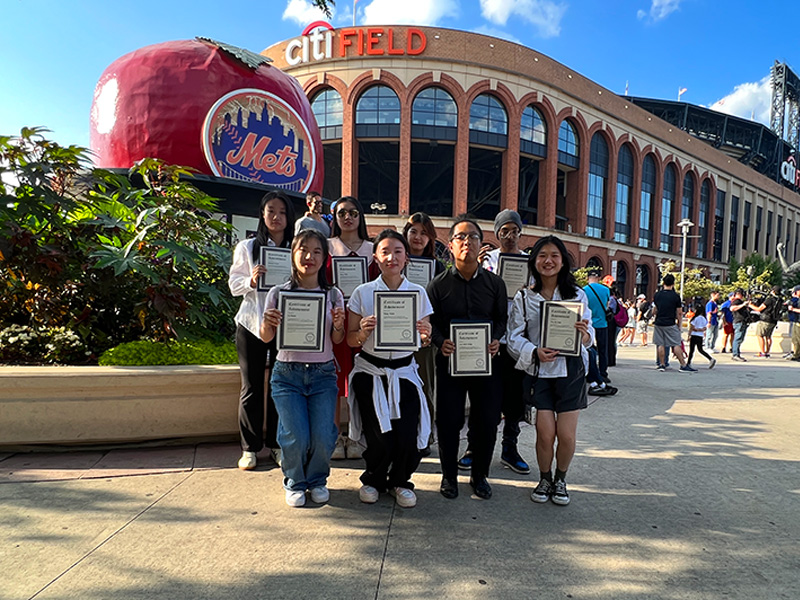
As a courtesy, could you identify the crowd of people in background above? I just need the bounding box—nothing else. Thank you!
[228,192,800,509]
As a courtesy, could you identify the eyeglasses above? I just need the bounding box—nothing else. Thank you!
[336,209,360,219]
[498,229,520,239]
[450,233,481,242]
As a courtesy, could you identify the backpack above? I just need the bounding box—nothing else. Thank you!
[613,300,629,327]
[768,296,784,323]
[642,302,654,322]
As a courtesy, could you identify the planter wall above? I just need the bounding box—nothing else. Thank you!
[0,365,241,447]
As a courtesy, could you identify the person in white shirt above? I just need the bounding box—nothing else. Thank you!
[687,301,716,369]
[346,230,433,508]
[228,191,295,471]
[507,235,594,507]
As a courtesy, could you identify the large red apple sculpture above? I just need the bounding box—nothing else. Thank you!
[90,38,323,193]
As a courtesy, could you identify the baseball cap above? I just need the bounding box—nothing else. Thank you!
[637,293,646,299]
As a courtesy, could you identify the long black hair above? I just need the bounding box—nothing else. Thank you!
[289,228,332,291]
[402,212,437,257]
[331,196,370,242]
[252,191,295,261]
[528,235,579,300]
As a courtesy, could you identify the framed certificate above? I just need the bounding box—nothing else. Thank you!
[258,246,292,291]
[332,256,368,300]
[374,290,419,352]
[449,321,492,377]
[276,291,326,352]
[497,254,530,300]
[540,301,582,357]
[404,257,435,288]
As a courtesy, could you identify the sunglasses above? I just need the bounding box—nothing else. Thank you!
[337,209,360,219]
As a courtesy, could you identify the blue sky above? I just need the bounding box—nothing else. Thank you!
[1,0,797,150]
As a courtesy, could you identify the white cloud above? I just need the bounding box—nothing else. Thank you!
[282,0,330,26]
[708,76,772,126]
[479,0,567,39]
[472,25,522,45]
[361,0,458,26]
[637,0,682,22]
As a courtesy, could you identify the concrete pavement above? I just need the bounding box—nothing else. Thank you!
[2,345,800,600]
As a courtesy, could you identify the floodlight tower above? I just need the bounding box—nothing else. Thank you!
[770,61,800,149]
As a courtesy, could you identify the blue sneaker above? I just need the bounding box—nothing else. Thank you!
[679,365,698,373]
[500,447,531,474]
[457,451,473,471]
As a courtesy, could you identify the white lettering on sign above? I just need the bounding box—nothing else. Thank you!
[285,22,427,66]
[780,155,800,187]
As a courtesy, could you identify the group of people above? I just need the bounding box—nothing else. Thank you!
[229,196,595,508]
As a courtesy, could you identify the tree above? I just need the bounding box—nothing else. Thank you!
[657,261,722,302]
[728,252,782,287]
[312,0,334,17]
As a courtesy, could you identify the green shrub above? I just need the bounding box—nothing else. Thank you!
[98,339,237,366]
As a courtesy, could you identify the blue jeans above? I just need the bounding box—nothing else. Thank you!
[732,322,747,357]
[270,360,339,492]
[705,323,719,350]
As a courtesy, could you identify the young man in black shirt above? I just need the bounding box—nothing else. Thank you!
[750,286,782,358]
[652,274,695,372]
[427,217,508,500]
[730,289,750,361]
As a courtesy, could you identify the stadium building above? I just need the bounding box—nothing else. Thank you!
[261,24,800,298]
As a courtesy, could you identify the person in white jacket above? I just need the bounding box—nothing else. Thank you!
[506,235,594,507]
[228,191,295,470]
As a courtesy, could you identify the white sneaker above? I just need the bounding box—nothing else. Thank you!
[390,487,417,508]
[331,434,346,460]
[238,451,257,470]
[285,489,306,507]
[310,486,330,504]
[709,358,716,370]
[269,448,282,466]
[359,484,379,504]
[345,437,364,459]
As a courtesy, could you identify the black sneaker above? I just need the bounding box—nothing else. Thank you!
[500,447,531,474]
[457,451,472,471]
[551,479,570,506]
[530,479,553,503]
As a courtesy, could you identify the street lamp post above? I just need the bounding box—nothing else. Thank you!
[677,218,694,302]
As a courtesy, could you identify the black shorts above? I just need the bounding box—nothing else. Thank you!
[532,356,588,413]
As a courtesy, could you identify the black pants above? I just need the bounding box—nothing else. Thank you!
[607,321,618,367]
[436,353,502,481]
[466,345,523,448]
[352,353,422,491]
[595,326,609,377]
[687,336,712,364]
[236,324,278,452]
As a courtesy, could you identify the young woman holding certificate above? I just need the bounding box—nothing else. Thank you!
[261,229,346,507]
[506,235,594,506]
[402,212,445,455]
[228,191,295,471]
[346,229,433,508]
[327,196,378,460]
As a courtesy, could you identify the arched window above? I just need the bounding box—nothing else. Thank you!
[557,120,579,167]
[311,88,343,140]
[615,261,628,299]
[587,133,609,239]
[469,94,507,148]
[699,180,711,258]
[586,256,603,271]
[635,265,650,297]
[520,105,546,157]
[469,94,507,134]
[615,144,633,244]
[412,87,457,128]
[355,85,400,132]
[660,164,677,252]
[681,173,695,255]
[639,154,656,248]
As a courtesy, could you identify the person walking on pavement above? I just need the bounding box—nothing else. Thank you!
[787,285,800,361]
[583,272,611,383]
[653,274,696,372]
[719,293,735,353]
[750,286,783,358]
[705,291,721,352]
[687,302,716,369]
[730,289,750,361]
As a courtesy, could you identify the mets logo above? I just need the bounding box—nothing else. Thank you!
[202,88,315,192]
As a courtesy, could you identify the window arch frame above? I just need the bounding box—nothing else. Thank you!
[310,87,343,140]
[557,120,580,168]
[411,86,458,141]
[355,84,401,138]
[468,93,508,148]
[520,105,547,158]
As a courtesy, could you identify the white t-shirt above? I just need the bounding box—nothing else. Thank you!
[348,276,433,360]
[690,315,708,337]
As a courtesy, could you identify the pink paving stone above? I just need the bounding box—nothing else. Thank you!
[0,451,105,483]
[81,446,195,479]
[193,442,242,470]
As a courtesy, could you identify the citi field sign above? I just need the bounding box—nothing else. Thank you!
[285,21,427,66]
[780,154,800,187]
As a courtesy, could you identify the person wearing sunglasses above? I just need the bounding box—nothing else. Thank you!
[294,190,330,237]
[458,210,532,477]
[327,196,378,460]
[427,216,508,500]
